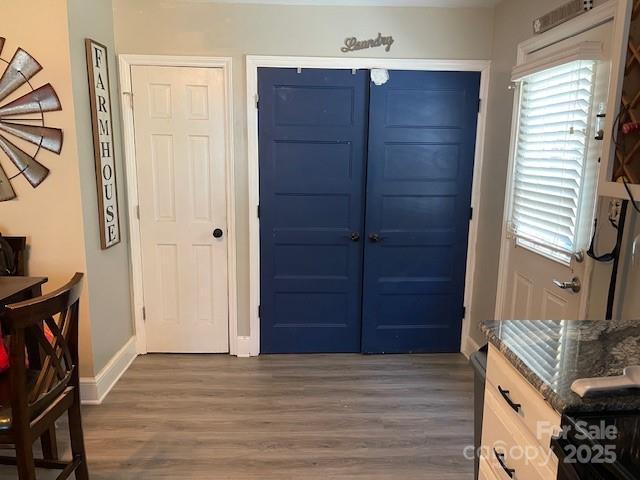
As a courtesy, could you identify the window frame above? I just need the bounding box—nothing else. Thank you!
[505,48,604,266]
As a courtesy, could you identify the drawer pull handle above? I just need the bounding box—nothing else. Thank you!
[498,385,521,413]
[494,449,515,479]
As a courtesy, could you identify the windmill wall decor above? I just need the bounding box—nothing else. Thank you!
[0,37,63,202]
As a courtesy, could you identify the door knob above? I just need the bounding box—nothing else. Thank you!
[212,228,224,238]
[349,232,360,242]
[553,277,581,293]
[368,233,383,242]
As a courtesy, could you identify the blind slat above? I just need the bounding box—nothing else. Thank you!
[515,182,580,201]
[514,192,577,213]
[514,197,576,219]
[519,120,588,133]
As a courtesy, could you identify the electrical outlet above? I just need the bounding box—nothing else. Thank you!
[609,199,623,224]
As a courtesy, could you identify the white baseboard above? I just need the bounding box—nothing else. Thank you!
[461,335,481,359]
[80,336,137,405]
[235,336,252,357]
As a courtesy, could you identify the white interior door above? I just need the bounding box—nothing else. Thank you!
[132,65,229,352]
[498,21,613,321]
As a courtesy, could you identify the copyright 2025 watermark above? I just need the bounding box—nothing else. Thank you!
[462,420,619,465]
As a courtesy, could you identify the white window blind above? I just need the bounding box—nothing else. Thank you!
[509,60,597,262]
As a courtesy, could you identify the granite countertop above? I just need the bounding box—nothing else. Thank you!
[481,319,640,414]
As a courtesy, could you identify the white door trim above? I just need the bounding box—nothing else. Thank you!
[118,54,238,355]
[494,0,619,320]
[246,55,491,356]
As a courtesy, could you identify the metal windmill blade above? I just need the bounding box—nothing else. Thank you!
[0,134,49,187]
[0,42,62,201]
[0,48,43,103]
[0,121,63,153]
[0,83,61,117]
[0,162,16,201]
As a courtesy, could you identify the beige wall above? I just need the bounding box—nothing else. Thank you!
[0,0,94,375]
[112,0,496,337]
[0,0,134,377]
[67,0,134,372]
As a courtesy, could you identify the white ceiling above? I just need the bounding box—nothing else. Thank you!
[171,0,500,7]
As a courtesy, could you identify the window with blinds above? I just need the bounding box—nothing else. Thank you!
[509,60,597,263]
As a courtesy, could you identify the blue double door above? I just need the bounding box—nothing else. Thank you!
[258,68,480,353]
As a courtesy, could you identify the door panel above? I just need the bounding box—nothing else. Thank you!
[510,273,534,319]
[132,65,229,353]
[361,70,481,353]
[258,68,369,353]
[541,290,568,319]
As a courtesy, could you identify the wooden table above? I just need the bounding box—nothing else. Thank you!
[0,276,49,386]
[0,276,47,308]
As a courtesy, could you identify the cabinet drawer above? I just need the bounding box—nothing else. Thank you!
[486,345,561,448]
[482,385,558,480]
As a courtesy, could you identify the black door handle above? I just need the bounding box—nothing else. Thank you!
[494,449,515,479]
[368,233,384,242]
[349,232,360,242]
[213,228,224,238]
[498,385,521,413]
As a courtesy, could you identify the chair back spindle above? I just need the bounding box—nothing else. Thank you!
[3,236,27,276]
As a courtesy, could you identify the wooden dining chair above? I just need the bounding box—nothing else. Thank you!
[0,273,89,480]
[4,236,27,276]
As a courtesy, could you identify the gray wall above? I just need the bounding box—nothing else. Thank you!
[618,214,640,319]
[68,0,134,372]
[598,199,640,319]
[469,0,576,345]
[468,0,636,348]
[112,0,496,337]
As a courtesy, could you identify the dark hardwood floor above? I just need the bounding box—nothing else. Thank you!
[0,353,475,479]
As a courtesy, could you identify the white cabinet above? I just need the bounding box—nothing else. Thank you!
[480,345,561,479]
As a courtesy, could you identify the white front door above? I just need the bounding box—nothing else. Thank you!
[132,65,229,352]
[497,21,613,321]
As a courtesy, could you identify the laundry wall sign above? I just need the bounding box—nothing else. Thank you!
[341,33,394,53]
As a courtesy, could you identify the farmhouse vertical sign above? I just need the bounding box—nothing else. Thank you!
[85,39,120,249]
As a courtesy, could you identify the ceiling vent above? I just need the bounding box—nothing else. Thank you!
[533,0,594,34]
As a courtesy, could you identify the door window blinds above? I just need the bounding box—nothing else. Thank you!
[509,60,597,263]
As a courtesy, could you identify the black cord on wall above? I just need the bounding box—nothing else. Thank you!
[606,200,628,320]
[602,103,636,319]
